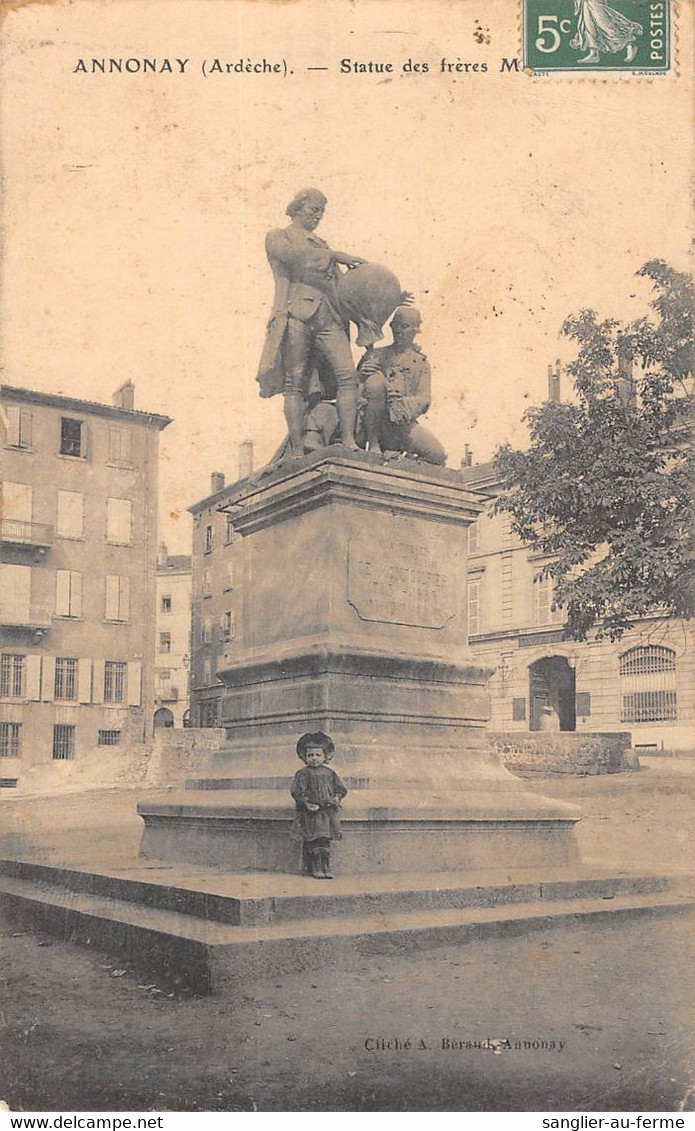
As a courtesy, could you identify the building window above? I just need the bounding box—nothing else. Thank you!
[205,524,215,553]
[225,515,236,544]
[620,646,678,724]
[222,610,235,641]
[0,654,25,698]
[159,632,172,654]
[468,522,480,555]
[106,498,133,545]
[105,575,130,622]
[53,724,75,760]
[60,417,84,457]
[0,723,21,758]
[223,563,234,592]
[56,570,82,618]
[468,578,481,636]
[202,568,212,597]
[108,427,132,464]
[98,730,122,746]
[104,660,126,703]
[161,594,172,613]
[201,698,218,727]
[201,617,213,645]
[6,406,33,450]
[54,657,78,700]
[533,574,561,626]
[56,491,84,539]
[203,658,212,685]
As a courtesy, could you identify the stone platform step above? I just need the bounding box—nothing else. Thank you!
[0,858,678,927]
[1,859,693,994]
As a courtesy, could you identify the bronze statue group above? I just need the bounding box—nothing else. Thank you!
[257,187,446,468]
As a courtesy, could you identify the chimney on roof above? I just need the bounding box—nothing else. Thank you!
[238,441,254,480]
[210,471,225,495]
[112,380,135,410]
[157,542,168,566]
[547,360,562,404]
[461,445,473,469]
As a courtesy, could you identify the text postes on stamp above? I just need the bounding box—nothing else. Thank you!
[524,0,671,73]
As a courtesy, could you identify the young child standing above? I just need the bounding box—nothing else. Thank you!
[291,732,348,879]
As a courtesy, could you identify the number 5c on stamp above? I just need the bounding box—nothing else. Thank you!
[523,0,671,73]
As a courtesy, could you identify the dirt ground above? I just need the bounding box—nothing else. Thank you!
[1,757,694,1113]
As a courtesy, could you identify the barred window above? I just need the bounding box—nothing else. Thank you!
[0,723,21,758]
[1,654,25,698]
[53,724,75,760]
[104,661,126,703]
[205,524,215,553]
[55,657,78,700]
[98,730,121,746]
[620,646,677,723]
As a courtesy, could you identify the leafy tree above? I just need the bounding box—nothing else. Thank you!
[493,260,694,641]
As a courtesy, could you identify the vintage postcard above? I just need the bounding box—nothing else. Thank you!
[0,0,693,1116]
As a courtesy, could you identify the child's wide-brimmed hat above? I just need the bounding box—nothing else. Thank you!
[296,731,335,762]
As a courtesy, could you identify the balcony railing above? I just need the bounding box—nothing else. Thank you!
[0,603,53,629]
[1,518,54,549]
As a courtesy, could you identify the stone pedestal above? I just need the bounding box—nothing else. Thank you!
[138,450,580,873]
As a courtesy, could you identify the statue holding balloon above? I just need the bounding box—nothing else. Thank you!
[256,187,445,466]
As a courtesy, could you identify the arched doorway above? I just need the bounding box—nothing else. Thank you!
[154,707,175,729]
[529,656,576,732]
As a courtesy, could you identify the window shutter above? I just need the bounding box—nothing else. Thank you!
[120,576,130,621]
[25,655,42,700]
[6,406,20,446]
[92,660,105,705]
[105,576,118,620]
[56,571,70,616]
[78,658,92,704]
[71,572,83,618]
[20,410,32,449]
[42,656,56,702]
[127,661,142,706]
[81,421,91,460]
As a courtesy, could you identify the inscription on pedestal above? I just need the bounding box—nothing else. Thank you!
[347,530,459,628]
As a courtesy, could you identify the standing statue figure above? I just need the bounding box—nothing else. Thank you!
[357,306,447,466]
[256,188,364,457]
[570,0,642,63]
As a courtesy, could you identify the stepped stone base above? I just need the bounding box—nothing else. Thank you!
[144,453,581,876]
[2,856,693,993]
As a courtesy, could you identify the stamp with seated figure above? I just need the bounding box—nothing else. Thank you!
[523,0,671,73]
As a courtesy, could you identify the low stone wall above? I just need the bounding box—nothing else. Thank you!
[488,731,639,778]
[11,729,228,796]
[145,728,228,783]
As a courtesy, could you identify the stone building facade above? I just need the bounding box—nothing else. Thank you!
[188,472,244,728]
[0,382,170,785]
[461,462,694,753]
[154,546,192,729]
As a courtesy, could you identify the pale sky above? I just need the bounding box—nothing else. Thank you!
[2,0,692,552]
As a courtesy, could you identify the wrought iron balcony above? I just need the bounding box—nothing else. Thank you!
[0,602,53,630]
[1,518,54,549]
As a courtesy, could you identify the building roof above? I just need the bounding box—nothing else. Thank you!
[157,554,192,573]
[1,384,172,430]
[459,460,498,493]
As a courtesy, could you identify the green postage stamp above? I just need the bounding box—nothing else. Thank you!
[523,0,671,72]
